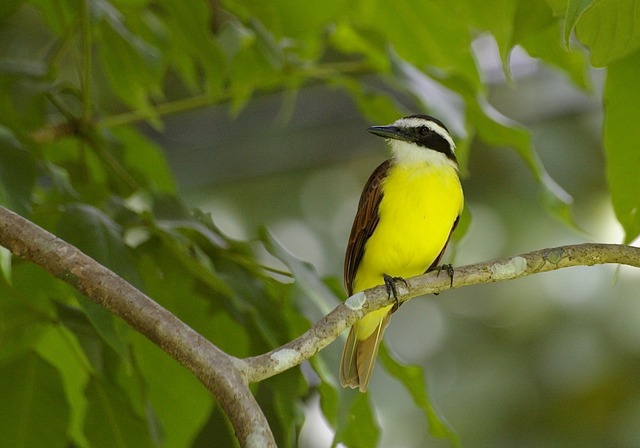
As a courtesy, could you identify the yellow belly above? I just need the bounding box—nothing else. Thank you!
[352,162,463,339]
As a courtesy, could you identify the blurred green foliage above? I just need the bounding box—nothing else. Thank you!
[0,0,639,447]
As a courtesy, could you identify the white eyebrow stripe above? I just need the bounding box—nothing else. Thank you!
[393,117,456,154]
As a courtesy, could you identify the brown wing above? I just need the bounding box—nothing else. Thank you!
[344,160,391,295]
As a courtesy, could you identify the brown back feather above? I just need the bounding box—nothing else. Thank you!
[344,160,390,295]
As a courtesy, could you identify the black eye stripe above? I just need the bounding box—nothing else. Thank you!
[424,133,454,158]
[403,126,456,162]
[406,126,440,143]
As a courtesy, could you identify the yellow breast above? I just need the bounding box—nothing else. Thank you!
[352,161,463,294]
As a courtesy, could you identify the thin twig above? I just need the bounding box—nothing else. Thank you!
[243,243,640,382]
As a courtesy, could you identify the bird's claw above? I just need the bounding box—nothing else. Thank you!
[383,274,409,312]
[436,263,455,288]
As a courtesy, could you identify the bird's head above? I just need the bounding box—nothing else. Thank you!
[368,115,457,167]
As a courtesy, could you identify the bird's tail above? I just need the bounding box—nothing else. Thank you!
[339,311,391,392]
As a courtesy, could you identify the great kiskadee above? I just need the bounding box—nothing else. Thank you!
[339,114,463,392]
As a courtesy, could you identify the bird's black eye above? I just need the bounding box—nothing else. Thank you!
[418,126,430,136]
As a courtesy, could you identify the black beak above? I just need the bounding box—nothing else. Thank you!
[367,125,410,142]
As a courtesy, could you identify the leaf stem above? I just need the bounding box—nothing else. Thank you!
[97,93,224,129]
[96,61,373,129]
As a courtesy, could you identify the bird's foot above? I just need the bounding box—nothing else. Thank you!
[383,274,408,312]
[427,263,455,291]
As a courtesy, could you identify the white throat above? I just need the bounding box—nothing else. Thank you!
[390,139,458,169]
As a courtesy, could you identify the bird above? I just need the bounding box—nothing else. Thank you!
[339,114,464,392]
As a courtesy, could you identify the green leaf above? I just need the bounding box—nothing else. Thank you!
[0,264,60,362]
[193,405,240,448]
[511,0,555,47]
[545,0,570,16]
[112,126,176,193]
[225,17,291,97]
[464,0,583,84]
[0,60,48,79]
[603,52,640,243]
[0,290,48,362]
[83,297,132,365]
[154,0,226,96]
[328,23,390,71]
[469,0,554,78]
[280,0,347,41]
[564,0,593,45]
[0,126,37,216]
[0,352,70,448]
[223,0,347,41]
[333,392,380,448]
[36,325,92,448]
[467,97,575,225]
[575,0,640,66]
[389,53,466,138]
[139,240,235,348]
[29,0,79,36]
[352,0,480,90]
[337,78,404,124]
[149,219,237,302]
[84,375,155,448]
[55,204,136,362]
[206,310,252,358]
[221,21,283,113]
[151,215,295,353]
[131,332,213,448]
[308,353,340,429]
[56,204,140,285]
[379,345,459,446]
[95,1,163,122]
[0,0,22,20]
[257,369,306,448]
[462,0,517,65]
[519,21,591,90]
[224,263,293,349]
[0,246,10,284]
[260,228,340,321]
[9,263,62,317]
[39,136,112,202]
[56,301,130,375]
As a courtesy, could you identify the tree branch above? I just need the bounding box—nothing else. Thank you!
[2,204,639,445]
[0,206,274,448]
[244,243,640,382]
